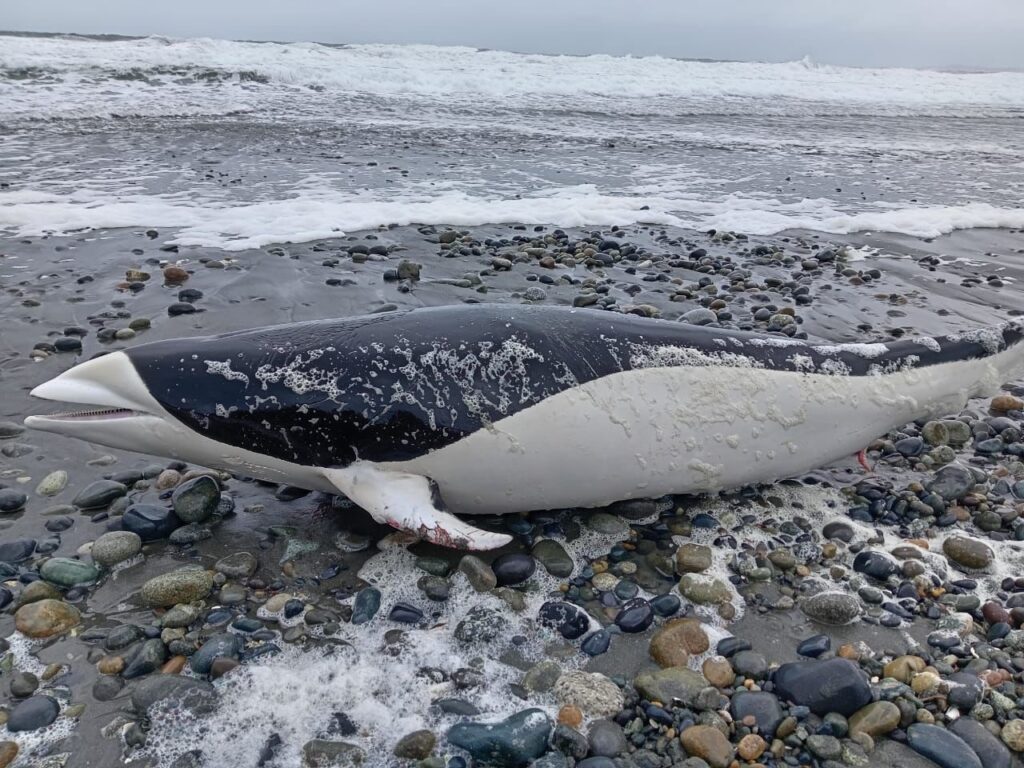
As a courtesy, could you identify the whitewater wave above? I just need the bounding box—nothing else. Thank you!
[2,186,1021,249]
[2,34,1024,122]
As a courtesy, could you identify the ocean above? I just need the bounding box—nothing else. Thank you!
[2,32,1024,249]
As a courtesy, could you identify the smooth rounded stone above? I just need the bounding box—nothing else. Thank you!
[393,729,435,760]
[72,479,127,509]
[678,573,732,604]
[587,719,627,757]
[0,421,25,438]
[732,650,768,679]
[848,701,900,738]
[0,489,27,514]
[351,587,382,625]
[532,540,574,578]
[681,308,718,326]
[581,630,611,657]
[633,667,707,707]
[852,550,898,580]
[822,521,855,542]
[730,691,784,738]
[948,717,1010,768]
[927,465,975,500]
[122,504,183,541]
[40,557,99,587]
[9,671,38,698]
[0,538,36,563]
[417,575,450,602]
[922,421,951,446]
[92,530,142,568]
[674,543,713,574]
[796,634,830,658]
[1002,718,1024,751]
[522,660,562,693]
[141,568,214,607]
[551,724,587,760]
[650,593,681,617]
[584,512,628,536]
[0,587,11,611]
[649,618,708,668]
[945,672,984,709]
[680,724,735,768]
[215,551,257,579]
[455,606,509,643]
[301,740,365,767]
[538,601,590,639]
[772,658,871,717]
[552,671,623,718]
[702,657,734,688]
[615,598,653,633]
[943,536,993,570]
[169,523,212,545]
[491,553,536,586]
[35,470,68,498]
[191,633,243,674]
[219,583,247,605]
[389,602,424,623]
[172,476,221,523]
[447,708,552,768]
[458,555,497,592]
[7,695,59,732]
[15,599,80,638]
[123,638,168,678]
[801,591,862,625]
[105,624,144,650]
[131,675,217,717]
[906,723,982,768]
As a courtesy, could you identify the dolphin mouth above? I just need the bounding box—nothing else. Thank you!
[24,350,164,431]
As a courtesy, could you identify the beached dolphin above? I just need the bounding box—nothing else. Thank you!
[24,304,1024,549]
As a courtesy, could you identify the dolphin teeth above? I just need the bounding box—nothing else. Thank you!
[43,408,137,420]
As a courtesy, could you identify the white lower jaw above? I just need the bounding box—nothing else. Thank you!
[24,412,169,451]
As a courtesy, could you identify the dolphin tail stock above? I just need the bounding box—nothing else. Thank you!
[321,465,513,551]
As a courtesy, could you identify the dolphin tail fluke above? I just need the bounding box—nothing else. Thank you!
[321,465,513,551]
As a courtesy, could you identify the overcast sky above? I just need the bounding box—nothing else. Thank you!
[5,0,1024,69]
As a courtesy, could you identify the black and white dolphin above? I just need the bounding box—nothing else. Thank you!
[25,304,1024,549]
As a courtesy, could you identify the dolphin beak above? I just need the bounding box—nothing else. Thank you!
[25,351,161,431]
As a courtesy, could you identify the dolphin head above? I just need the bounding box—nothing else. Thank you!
[24,350,191,457]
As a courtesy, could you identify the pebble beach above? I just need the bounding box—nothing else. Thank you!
[3,30,1024,768]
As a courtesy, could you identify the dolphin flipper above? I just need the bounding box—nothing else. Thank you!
[321,465,512,551]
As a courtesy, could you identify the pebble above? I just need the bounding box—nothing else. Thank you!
[0,489,27,514]
[447,709,552,767]
[649,617,708,667]
[801,591,862,625]
[130,675,217,716]
[300,740,365,767]
[675,543,712,573]
[614,598,653,633]
[0,743,16,768]
[15,599,80,638]
[730,691,784,738]
[633,667,706,707]
[35,470,68,497]
[458,555,497,592]
[40,556,99,587]
[215,551,258,579]
[538,601,590,639]
[1001,718,1024,751]
[71,479,127,509]
[531,539,574,577]
[0,538,36,563]
[393,730,435,760]
[949,717,1012,768]
[6,695,59,732]
[491,553,535,586]
[140,568,214,607]
[943,536,994,570]
[680,724,735,768]
[172,476,221,523]
[121,504,182,541]
[588,719,627,757]
[927,464,975,500]
[352,587,382,624]
[848,701,900,738]
[191,633,243,674]
[772,658,871,716]
[552,670,623,717]
[906,723,982,768]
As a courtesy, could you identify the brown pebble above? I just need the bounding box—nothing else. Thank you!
[97,656,124,675]
[992,393,1024,413]
[557,705,583,728]
[161,656,187,674]
[0,741,18,768]
[737,733,766,761]
[163,266,189,283]
[702,656,735,688]
[210,657,239,679]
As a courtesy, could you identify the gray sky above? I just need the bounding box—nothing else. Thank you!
[6,0,1024,69]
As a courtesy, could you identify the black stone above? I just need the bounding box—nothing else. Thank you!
[581,630,611,656]
[796,634,831,658]
[121,504,183,541]
[772,658,871,717]
[906,723,982,768]
[538,601,590,639]
[614,598,653,633]
[949,716,1011,768]
[491,553,536,586]
[730,691,785,738]
[7,695,59,731]
[853,550,898,580]
[0,538,36,563]
[389,602,424,623]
